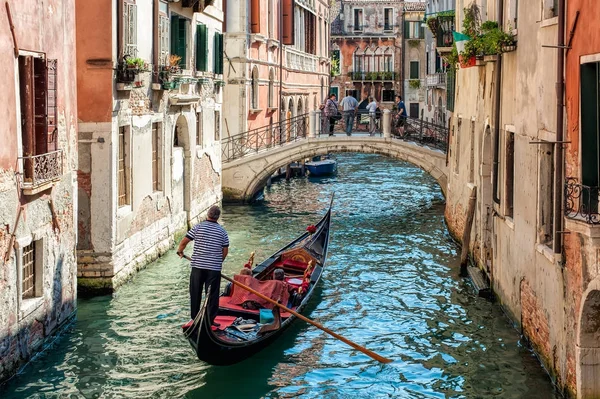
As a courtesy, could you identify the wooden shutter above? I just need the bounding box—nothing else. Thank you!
[170,15,179,61]
[178,19,187,68]
[404,21,410,38]
[218,33,224,74]
[19,56,35,163]
[420,26,425,39]
[581,62,600,188]
[213,32,223,74]
[282,0,294,45]
[196,24,208,71]
[33,57,48,155]
[410,61,419,79]
[46,59,57,152]
[251,0,260,33]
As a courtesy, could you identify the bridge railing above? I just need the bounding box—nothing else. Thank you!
[318,109,383,136]
[390,112,449,153]
[222,113,309,163]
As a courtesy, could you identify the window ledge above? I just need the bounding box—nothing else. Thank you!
[116,83,133,91]
[21,179,60,196]
[19,297,44,321]
[267,107,278,112]
[541,17,558,28]
[117,204,132,219]
[170,94,201,105]
[250,34,267,45]
[249,108,263,114]
[535,243,560,264]
[267,38,280,49]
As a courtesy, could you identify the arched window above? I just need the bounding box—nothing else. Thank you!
[268,68,274,108]
[251,66,259,109]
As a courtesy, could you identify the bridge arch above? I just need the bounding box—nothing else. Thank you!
[222,137,448,203]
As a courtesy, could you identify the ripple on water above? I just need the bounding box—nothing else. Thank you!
[0,153,558,399]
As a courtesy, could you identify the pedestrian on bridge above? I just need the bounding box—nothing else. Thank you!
[366,96,378,136]
[395,95,407,137]
[323,93,339,136]
[339,94,359,136]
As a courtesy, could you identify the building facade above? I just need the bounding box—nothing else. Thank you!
[223,0,330,137]
[445,0,600,397]
[329,0,403,107]
[564,0,600,397]
[402,2,427,117]
[76,0,224,293]
[423,0,455,126]
[0,0,78,382]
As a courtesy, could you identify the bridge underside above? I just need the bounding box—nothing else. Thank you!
[222,136,448,203]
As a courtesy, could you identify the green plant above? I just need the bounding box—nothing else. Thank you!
[481,20,499,32]
[382,71,393,80]
[462,3,482,38]
[444,43,459,68]
[125,57,146,70]
[330,56,340,77]
[409,79,421,89]
[366,72,378,80]
[408,39,421,48]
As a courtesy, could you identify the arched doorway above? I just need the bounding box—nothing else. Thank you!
[578,283,600,397]
[173,115,191,219]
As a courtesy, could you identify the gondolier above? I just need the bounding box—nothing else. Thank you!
[177,205,229,325]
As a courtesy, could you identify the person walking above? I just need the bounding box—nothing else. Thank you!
[394,95,408,137]
[366,96,378,136]
[339,94,359,136]
[323,93,339,136]
[177,205,229,326]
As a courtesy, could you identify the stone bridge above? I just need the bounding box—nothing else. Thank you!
[222,112,449,202]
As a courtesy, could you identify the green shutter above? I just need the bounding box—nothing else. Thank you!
[218,33,224,74]
[196,24,208,71]
[170,15,179,58]
[581,62,600,188]
[420,26,425,39]
[410,61,419,79]
[213,33,222,74]
[404,21,410,38]
[178,19,187,68]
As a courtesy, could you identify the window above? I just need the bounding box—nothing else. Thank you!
[330,86,339,99]
[171,14,187,68]
[268,0,274,37]
[118,126,130,207]
[354,8,363,31]
[543,0,558,19]
[404,21,424,39]
[251,67,259,109]
[214,111,221,141]
[384,55,393,72]
[158,2,169,65]
[454,119,461,174]
[152,123,162,192]
[382,90,395,102]
[22,241,36,299]
[505,131,515,218]
[213,32,223,74]
[196,112,203,147]
[268,69,274,108]
[195,23,208,71]
[409,103,419,118]
[538,145,554,245]
[410,61,419,79]
[508,0,519,29]
[384,8,393,31]
[345,89,359,100]
[580,61,600,213]
[122,0,137,56]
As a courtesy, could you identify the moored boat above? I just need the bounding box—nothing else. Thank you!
[182,198,333,365]
[305,155,337,176]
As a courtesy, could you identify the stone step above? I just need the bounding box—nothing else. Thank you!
[467,265,492,299]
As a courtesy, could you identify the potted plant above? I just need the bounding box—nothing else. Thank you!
[409,79,421,90]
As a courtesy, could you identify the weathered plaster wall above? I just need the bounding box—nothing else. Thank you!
[0,0,78,382]
[445,0,581,395]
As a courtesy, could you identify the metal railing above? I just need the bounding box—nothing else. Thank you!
[565,178,600,224]
[319,109,382,136]
[426,73,447,87]
[350,71,396,81]
[222,114,308,163]
[19,150,63,188]
[391,112,448,153]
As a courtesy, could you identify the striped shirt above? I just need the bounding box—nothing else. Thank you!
[186,220,230,271]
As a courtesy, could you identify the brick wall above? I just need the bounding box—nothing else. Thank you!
[521,279,552,364]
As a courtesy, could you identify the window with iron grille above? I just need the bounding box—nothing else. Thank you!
[122,0,137,57]
[196,112,203,147]
[214,111,221,141]
[159,2,169,65]
[152,123,161,192]
[22,242,36,299]
[118,126,130,207]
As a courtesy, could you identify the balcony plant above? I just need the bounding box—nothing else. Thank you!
[159,55,183,89]
[366,72,378,81]
[409,79,421,89]
[382,71,393,80]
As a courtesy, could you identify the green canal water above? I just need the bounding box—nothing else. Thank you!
[1,153,559,399]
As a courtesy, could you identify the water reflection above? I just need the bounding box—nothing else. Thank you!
[0,153,557,399]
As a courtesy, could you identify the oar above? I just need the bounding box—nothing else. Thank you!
[182,255,392,364]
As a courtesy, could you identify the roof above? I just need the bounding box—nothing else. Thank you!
[404,2,427,11]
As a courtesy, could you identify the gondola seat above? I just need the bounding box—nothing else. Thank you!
[225,275,290,310]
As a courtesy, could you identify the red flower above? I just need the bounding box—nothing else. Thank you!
[306,225,317,234]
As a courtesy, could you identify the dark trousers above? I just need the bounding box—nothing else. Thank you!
[328,117,335,134]
[190,267,221,323]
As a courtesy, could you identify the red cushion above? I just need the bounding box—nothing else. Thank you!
[282,259,307,269]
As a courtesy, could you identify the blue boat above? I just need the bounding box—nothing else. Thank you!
[305,155,337,176]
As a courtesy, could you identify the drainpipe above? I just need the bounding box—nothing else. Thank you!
[553,0,565,254]
[492,0,504,204]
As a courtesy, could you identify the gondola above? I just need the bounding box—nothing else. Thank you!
[182,197,333,365]
[305,155,337,176]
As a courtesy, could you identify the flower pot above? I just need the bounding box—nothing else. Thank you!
[475,56,485,66]
[502,44,516,53]
[484,55,499,63]
[162,81,180,90]
[459,55,476,69]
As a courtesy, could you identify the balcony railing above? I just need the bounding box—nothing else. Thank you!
[425,10,455,49]
[426,73,447,87]
[565,178,600,224]
[285,47,318,73]
[350,71,396,81]
[19,150,63,191]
